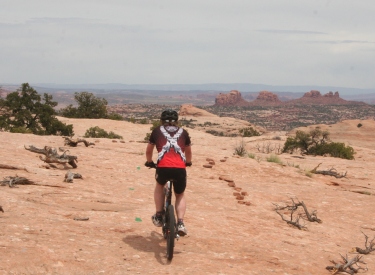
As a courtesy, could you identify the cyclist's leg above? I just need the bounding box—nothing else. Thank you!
[154,168,168,212]
[154,181,164,213]
[175,192,186,221]
[172,168,187,220]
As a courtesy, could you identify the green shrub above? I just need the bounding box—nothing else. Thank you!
[139,118,148,124]
[283,128,354,160]
[266,154,282,164]
[144,120,161,142]
[206,130,224,136]
[248,152,255,159]
[10,126,33,134]
[107,113,123,120]
[239,127,260,137]
[84,126,123,139]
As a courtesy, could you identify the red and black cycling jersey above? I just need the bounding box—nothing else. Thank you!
[149,125,191,168]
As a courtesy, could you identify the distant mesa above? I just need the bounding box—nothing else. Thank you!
[214,89,363,106]
[215,90,248,106]
[214,90,281,106]
[250,91,282,106]
[287,90,360,105]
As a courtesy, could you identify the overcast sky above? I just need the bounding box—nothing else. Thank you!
[1,0,374,89]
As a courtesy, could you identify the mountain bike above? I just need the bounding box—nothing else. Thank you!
[162,180,179,260]
[146,163,185,260]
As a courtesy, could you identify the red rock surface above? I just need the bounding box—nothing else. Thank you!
[1,115,375,274]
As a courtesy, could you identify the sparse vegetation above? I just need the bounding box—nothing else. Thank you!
[206,129,224,136]
[107,113,123,120]
[144,120,161,142]
[266,154,283,164]
[248,152,255,159]
[201,104,375,131]
[233,140,247,157]
[239,127,260,137]
[305,170,313,177]
[84,126,123,139]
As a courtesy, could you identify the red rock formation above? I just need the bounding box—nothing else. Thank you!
[287,90,360,105]
[250,91,282,106]
[215,90,248,106]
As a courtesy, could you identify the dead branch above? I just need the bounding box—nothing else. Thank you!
[25,145,78,168]
[1,176,35,188]
[63,137,95,147]
[273,199,306,230]
[64,171,83,183]
[298,200,322,223]
[273,198,322,229]
[310,163,347,178]
[0,164,27,170]
[326,254,367,274]
[274,208,307,230]
[352,231,375,255]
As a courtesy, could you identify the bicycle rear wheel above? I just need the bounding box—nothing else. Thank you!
[166,204,175,260]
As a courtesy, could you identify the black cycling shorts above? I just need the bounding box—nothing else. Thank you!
[155,167,187,194]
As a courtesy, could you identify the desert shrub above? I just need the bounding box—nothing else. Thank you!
[357,123,363,128]
[233,140,247,157]
[239,127,260,137]
[139,118,148,124]
[10,126,33,134]
[248,152,255,159]
[283,128,354,160]
[320,142,355,160]
[144,120,161,142]
[107,113,123,120]
[266,154,282,164]
[84,126,123,139]
[128,117,136,123]
[206,130,224,136]
[305,170,313,177]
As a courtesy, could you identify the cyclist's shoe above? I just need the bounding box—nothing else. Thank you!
[177,221,187,236]
[152,214,163,227]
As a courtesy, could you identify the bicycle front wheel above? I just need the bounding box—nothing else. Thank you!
[166,204,175,260]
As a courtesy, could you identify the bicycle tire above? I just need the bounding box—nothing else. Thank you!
[166,204,175,260]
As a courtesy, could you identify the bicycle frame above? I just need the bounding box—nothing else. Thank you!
[162,180,179,240]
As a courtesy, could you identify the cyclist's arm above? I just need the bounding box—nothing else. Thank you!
[185,145,192,164]
[146,143,155,162]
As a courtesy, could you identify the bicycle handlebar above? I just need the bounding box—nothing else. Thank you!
[144,161,192,169]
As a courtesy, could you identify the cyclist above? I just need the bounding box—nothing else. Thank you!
[145,109,192,236]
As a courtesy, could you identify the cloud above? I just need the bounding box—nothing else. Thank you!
[257,29,328,35]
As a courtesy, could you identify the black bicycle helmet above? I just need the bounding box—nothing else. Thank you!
[160,109,179,121]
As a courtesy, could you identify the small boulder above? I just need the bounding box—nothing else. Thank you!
[228,182,236,187]
[236,195,245,200]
